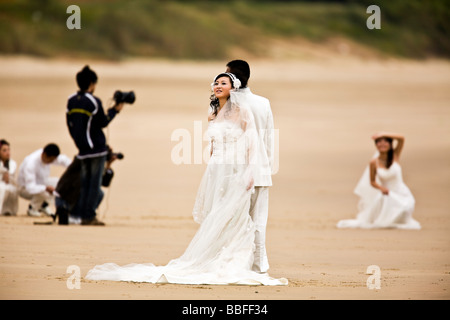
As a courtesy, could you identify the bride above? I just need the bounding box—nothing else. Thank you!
[85,73,288,286]
[337,132,420,230]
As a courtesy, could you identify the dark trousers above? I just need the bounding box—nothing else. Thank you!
[72,155,106,220]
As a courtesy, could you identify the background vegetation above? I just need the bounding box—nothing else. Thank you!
[0,0,448,60]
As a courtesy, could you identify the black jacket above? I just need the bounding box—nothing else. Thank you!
[66,91,118,159]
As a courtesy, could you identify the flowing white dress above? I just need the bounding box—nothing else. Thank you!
[86,92,288,286]
[337,161,420,230]
[0,160,18,216]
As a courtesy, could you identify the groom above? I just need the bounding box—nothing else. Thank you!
[226,60,275,273]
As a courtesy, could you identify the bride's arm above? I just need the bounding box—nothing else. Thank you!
[208,113,215,157]
[369,158,389,195]
[372,132,405,160]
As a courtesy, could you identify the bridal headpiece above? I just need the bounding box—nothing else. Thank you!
[212,72,241,90]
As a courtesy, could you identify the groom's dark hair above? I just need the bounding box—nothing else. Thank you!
[226,60,250,88]
[43,143,61,158]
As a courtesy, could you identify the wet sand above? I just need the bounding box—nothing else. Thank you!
[0,55,449,300]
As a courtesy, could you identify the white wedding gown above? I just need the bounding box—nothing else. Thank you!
[337,161,420,229]
[0,160,18,216]
[86,94,288,286]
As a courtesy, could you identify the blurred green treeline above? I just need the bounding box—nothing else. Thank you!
[0,0,448,60]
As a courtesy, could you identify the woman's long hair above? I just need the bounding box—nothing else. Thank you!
[387,143,394,168]
[375,137,394,168]
[0,139,10,169]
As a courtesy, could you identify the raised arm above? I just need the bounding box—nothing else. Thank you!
[372,132,405,160]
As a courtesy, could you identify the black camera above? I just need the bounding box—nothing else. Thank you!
[114,90,136,104]
[107,151,124,162]
[103,149,124,187]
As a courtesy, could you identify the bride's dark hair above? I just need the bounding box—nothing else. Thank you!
[0,139,10,169]
[375,137,394,168]
[209,73,235,117]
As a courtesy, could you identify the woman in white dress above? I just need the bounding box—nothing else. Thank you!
[0,139,19,216]
[85,73,287,286]
[337,132,420,230]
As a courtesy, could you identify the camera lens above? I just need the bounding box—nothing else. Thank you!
[124,91,135,104]
[114,90,135,104]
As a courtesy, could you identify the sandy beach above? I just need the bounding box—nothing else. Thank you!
[0,55,449,300]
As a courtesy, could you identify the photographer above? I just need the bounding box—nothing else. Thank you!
[66,65,125,226]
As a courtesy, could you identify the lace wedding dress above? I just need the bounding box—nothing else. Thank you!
[86,91,288,285]
[337,161,420,229]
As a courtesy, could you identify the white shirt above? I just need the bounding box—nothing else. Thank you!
[1,159,17,188]
[1,159,17,178]
[17,149,71,194]
[241,87,275,187]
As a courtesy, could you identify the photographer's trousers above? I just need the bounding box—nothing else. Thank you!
[72,155,105,220]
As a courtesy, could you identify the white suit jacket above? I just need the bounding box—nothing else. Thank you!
[242,87,275,187]
[17,149,71,194]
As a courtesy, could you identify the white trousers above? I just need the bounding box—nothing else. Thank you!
[249,186,270,273]
[0,182,18,215]
[18,177,58,210]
